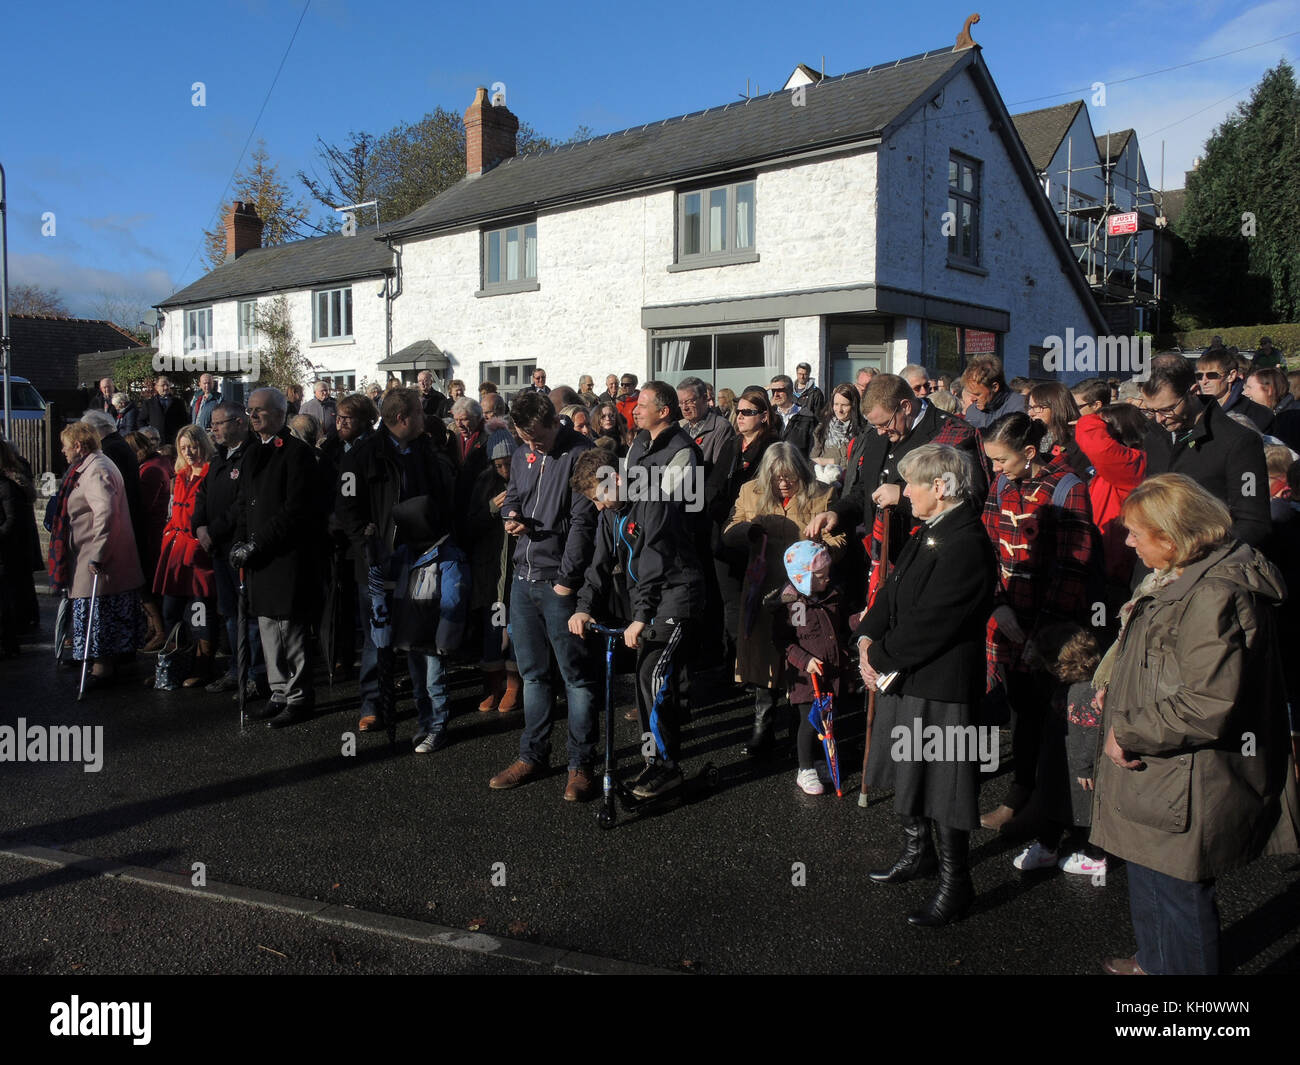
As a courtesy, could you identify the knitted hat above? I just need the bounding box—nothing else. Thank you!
[487,428,517,461]
[783,540,831,596]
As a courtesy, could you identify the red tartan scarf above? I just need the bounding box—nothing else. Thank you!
[47,459,87,594]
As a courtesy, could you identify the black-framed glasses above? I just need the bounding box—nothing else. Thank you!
[1140,390,1191,419]
[769,387,788,395]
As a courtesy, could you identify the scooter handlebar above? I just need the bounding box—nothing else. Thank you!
[584,621,627,637]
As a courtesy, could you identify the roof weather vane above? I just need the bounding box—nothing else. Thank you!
[955,13,980,50]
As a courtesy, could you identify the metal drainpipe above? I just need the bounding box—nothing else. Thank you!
[384,238,402,367]
[0,162,11,442]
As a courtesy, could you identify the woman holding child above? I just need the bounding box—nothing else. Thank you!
[854,443,997,928]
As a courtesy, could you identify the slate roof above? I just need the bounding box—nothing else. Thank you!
[1010,100,1085,171]
[160,224,393,309]
[1160,188,1187,226]
[382,46,971,240]
[1096,129,1134,163]
[8,315,145,393]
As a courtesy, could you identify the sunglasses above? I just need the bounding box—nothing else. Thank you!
[736,408,762,417]
[1193,371,1223,381]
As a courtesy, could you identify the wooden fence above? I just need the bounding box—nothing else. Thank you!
[7,410,54,477]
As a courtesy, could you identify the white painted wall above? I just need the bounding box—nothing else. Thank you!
[875,68,1099,378]
[391,150,880,388]
[157,276,389,388]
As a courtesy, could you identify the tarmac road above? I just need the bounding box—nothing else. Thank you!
[2,598,1298,976]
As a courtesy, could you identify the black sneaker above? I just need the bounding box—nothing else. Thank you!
[268,704,311,729]
[206,673,238,693]
[625,761,658,789]
[631,763,683,800]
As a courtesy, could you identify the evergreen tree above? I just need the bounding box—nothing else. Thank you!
[203,141,313,269]
[1172,60,1300,327]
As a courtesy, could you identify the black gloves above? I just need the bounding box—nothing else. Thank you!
[228,539,259,569]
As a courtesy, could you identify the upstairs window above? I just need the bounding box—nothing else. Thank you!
[674,180,757,269]
[184,307,212,351]
[480,222,538,295]
[947,154,981,268]
[313,286,353,342]
[238,299,258,350]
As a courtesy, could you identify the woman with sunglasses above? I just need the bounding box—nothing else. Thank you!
[706,389,782,669]
[1026,382,1091,482]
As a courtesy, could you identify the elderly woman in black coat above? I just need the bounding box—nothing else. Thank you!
[855,443,997,927]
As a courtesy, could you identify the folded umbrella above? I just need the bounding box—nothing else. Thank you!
[808,672,842,797]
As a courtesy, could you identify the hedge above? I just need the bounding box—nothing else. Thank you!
[1171,324,1300,363]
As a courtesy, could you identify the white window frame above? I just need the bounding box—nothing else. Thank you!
[184,307,213,352]
[479,221,539,296]
[237,299,258,350]
[481,359,536,389]
[312,285,354,344]
[671,179,759,270]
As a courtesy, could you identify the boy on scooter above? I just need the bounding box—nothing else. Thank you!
[567,448,704,800]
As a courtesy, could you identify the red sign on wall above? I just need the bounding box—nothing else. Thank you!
[1107,211,1139,236]
[964,329,997,354]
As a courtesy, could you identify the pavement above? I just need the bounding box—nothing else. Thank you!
[2,596,1299,976]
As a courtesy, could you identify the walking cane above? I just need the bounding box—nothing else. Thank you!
[858,506,892,806]
[77,570,100,701]
[236,566,249,730]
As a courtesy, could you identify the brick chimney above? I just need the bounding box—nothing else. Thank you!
[224,201,264,261]
[464,87,520,177]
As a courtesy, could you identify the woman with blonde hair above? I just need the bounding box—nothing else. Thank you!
[724,440,846,754]
[153,423,217,685]
[48,422,145,686]
[1092,473,1300,974]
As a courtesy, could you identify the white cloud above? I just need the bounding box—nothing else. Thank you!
[8,252,175,319]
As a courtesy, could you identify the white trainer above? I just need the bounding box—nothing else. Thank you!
[796,769,824,795]
[1012,842,1059,871]
[1059,851,1108,877]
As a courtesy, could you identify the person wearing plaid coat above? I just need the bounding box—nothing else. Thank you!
[979,412,1096,828]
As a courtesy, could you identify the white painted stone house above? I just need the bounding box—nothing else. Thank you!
[155,203,395,399]
[381,41,1106,394]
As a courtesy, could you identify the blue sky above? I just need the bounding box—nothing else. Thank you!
[2,0,1297,320]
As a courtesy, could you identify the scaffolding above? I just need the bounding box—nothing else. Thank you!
[1060,132,1167,335]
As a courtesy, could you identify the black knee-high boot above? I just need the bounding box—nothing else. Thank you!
[742,687,775,757]
[870,815,937,884]
[907,823,974,927]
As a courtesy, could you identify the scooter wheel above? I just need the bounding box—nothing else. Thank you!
[705,764,720,788]
[597,808,616,830]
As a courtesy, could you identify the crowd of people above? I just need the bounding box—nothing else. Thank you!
[3,345,1300,975]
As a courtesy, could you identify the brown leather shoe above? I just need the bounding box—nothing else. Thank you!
[564,767,596,802]
[490,759,543,790]
[358,715,378,732]
[979,804,1016,831]
[478,670,505,712]
[498,670,522,713]
[1103,955,1148,975]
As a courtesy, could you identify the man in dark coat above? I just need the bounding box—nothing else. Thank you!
[336,389,458,747]
[194,401,266,697]
[769,374,817,455]
[677,376,735,476]
[142,376,188,445]
[229,387,322,727]
[807,374,988,568]
[1193,350,1274,434]
[792,363,826,418]
[1139,354,1270,550]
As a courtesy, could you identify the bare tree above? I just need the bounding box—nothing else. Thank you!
[9,283,69,316]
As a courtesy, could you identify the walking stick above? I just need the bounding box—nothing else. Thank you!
[858,505,892,806]
[77,570,100,701]
[236,566,249,730]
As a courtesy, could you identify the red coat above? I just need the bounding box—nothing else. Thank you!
[153,464,215,598]
[617,391,639,431]
[1074,413,1145,583]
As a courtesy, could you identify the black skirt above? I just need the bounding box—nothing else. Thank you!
[865,692,985,830]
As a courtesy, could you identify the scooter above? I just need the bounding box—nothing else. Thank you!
[587,620,718,829]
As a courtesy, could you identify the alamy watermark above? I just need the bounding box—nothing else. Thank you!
[1043,329,1150,379]
[595,463,704,513]
[0,719,104,772]
[50,997,151,1045]
[890,717,999,773]
[153,349,261,380]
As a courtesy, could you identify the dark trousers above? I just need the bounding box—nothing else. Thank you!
[635,620,689,765]
[1006,669,1053,811]
[795,701,818,770]
[163,593,215,641]
[213,556,264,679]
[1127,861,1221,975]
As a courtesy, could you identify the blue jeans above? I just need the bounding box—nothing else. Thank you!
[509,576,598,769]
[408,650,449,737]
[1127,861,1221,975]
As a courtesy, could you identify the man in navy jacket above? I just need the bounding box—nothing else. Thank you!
[488,391,599,800]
